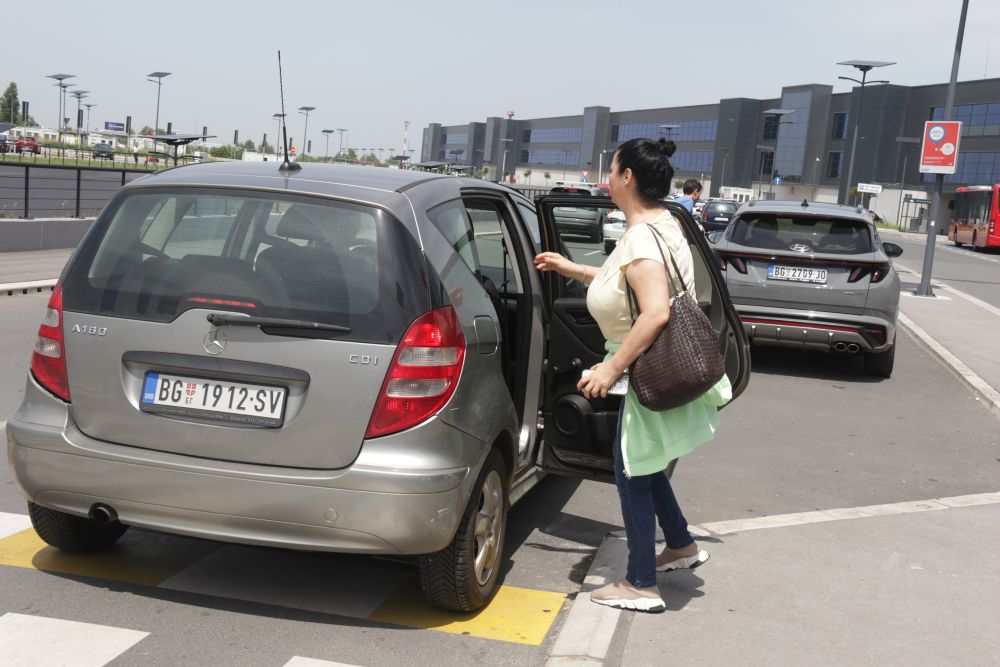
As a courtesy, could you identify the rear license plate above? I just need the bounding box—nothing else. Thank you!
[140,372,286,427]
[768,264,828,284]
[714,217,729,222]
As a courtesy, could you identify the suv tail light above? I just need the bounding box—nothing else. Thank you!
[701,208,709,222]
[31,284,71,402]
[716,252,747,274]
[848,263,891,283]
[365,306,466,438]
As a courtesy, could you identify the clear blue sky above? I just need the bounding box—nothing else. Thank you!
[6,0,998,159]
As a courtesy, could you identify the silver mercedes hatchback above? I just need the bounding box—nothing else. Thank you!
[7,161,750,611]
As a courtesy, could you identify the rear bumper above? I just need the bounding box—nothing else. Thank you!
[6,378,486,556]
[737,306,896,353]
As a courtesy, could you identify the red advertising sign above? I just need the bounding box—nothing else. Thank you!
[919,121,962,174]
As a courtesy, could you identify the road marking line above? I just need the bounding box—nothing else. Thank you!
[896,312,1000,418]
[284,658,364,667]
[0,612,149,666]
[369,579,565,645]
[0,512,32,540]
[0,527,221,587]
[691,491,1000,536]
[583,250,602,256]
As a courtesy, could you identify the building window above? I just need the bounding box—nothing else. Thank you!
[832,112,848,140]
[670,150,714,173]
[444,131,469,145]
[612,120,718,143]
[520,149,580,165]
[759,152,774,176]
[827,152,843,178]
[931,102,1000,136]
[762,115,778,141]
[521,127,583,144]
[921,151,1000,184]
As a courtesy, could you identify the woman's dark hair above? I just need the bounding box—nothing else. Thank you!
[614,138,677,202]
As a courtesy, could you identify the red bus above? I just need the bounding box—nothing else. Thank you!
[949,184,1000,251]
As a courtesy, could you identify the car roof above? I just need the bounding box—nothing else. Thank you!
[737,200,871,221]
[118,161,519,211]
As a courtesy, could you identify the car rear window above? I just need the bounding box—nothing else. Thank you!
[550,187,592,195]
[730,214,873,254]
[707,202,738,214]
[61,188,433,343]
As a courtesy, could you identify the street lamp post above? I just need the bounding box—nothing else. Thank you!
[147,72,171,152]
[70,90,89,150]
[755,144,773,200]
[335,128,348,159]
[719,148,729,196]
[83,103,96,133]
[837,60,894,205]
[298,106,315,157]
[499,138,513,183]
[760,108,796,198]
[272,113,285,159]
[597,148,613,185]
[321,129,334,160]
[46,74,75,156]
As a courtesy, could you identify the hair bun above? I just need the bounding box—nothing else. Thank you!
[657,138,677,158]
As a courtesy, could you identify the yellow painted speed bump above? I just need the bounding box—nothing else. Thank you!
[0,528,221,587]
[369,579,566,645]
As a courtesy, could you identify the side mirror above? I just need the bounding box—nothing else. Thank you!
[883,242,903,258]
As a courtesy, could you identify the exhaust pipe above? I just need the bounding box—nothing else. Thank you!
[846,343,860,354]
[832,342,847,352]
[88,503,118,526]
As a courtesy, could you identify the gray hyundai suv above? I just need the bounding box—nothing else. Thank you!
[711,200,902,377]
[7,161,750,611]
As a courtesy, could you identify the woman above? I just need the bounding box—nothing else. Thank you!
[534,138,731,613]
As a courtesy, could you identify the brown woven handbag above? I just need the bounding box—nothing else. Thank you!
[625,225,725,411]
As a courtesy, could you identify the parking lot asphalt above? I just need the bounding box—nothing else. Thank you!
[2,231,1000,664]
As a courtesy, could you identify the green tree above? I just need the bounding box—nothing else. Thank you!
[543,171,551,185]
[260,141,274,154]
[242,139,256,152]
[1,83,20,125]
[524,168,532,184]
[209,145,236,159]
[482,165,490,180]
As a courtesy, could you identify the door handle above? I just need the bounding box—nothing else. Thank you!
[551,357,582,376]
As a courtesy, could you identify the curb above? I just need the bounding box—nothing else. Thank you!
[1,279,57,296]
[897,312,1000,420]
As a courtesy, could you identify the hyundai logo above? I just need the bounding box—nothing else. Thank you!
[789,243,812,253]
[203,328,228,355]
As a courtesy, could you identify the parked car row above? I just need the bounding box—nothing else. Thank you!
[0,136,41,154]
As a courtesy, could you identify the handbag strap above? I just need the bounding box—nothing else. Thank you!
[625,222,689,322]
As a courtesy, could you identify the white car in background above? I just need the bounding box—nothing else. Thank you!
[602,209,627,254]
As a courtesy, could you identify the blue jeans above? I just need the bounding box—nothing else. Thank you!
[613,403,694,588]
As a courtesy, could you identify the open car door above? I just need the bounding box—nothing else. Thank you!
[534,196,750,483]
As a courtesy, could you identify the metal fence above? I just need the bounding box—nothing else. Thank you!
[0,162,152,218]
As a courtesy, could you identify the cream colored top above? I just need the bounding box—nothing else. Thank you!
[585,210,696,344]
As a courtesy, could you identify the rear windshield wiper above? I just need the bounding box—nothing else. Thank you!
[207,312,350,333]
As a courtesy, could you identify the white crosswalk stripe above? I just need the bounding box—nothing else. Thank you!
[284,657,365,667]
[0,613,149,667]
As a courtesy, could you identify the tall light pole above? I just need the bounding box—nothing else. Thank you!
[597,148,613,185]
[321,129,334,160]
[837,60,894,205]
[298,106,315,156]
[272,113,285,159]
[70,90,89,148]
[83,103,96,133]
[760,108,796,197]
[917,0,968,297]
[46,74,75,154]
[498,138,513,183]
[719,148,729,195]
[335,128,348,158]
[756,144,773,200]
[147,71,171,152]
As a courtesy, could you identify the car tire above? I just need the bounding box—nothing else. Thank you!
[28,502,128,553]
[863,338,895,378]
[418,448,508,612]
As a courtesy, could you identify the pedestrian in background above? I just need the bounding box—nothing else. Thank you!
[132,144,139,165]
[675,178,702,213]
[534,138,730,613]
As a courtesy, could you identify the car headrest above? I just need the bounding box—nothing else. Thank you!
[275,205,326,242]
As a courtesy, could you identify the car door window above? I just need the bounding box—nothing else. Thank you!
[426,199,479,273]
[466,201,523,294]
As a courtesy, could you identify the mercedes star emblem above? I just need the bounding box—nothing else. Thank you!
[203,327,228,355]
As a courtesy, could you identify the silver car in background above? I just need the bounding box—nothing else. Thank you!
[712,200,902,377]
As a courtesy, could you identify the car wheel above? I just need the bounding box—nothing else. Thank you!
[28,502,128,553]
[419,448,508,612]
[863,337,895,378]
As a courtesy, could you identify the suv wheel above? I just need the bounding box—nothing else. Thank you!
[418,448,508,612]
[863,336,895,378]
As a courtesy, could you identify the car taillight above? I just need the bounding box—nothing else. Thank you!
[30,284,71,402]
[365,306,466,438]
[717,252,747,274]
[701,208,709,222]
[848,264,891,283]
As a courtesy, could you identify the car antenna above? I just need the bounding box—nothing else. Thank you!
[277,50,301,173]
